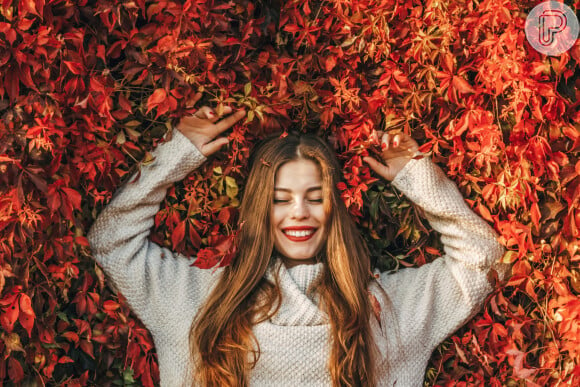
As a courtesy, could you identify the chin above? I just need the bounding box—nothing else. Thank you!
[275,245,325,262]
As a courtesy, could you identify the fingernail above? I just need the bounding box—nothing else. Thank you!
[394,140,399,147]
[208,111,215,117]
[381,143,387,150]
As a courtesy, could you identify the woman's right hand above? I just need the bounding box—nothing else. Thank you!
[175,93,246,157]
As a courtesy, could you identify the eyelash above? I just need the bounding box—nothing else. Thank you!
[273,199,323,204]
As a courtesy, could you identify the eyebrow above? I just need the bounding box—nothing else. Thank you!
[274,186,322,192]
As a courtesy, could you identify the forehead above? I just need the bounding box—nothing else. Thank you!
[274,159,322,189]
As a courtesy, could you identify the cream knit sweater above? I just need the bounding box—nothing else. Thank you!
[87,129,506,386]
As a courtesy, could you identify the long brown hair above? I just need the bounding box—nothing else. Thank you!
[190,131,376,386]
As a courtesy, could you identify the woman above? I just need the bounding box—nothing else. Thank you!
[87,99,506,387]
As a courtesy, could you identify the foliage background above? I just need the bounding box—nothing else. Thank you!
[1,0,579,385]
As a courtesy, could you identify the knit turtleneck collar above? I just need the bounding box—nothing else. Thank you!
[265,258,328,326]
[286,261,325,295]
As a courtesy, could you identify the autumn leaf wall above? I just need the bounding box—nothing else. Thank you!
[0,0,579,385]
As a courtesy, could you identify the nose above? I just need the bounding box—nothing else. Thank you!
[291,200,309,219]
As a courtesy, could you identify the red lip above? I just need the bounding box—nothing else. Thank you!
[282,227,317,242]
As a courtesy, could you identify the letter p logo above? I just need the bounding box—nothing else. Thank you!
[525,1,579,56]
[538,10,567,46]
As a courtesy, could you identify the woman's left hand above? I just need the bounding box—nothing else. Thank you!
[363,131,419,181]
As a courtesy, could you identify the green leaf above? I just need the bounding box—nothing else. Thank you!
[123,368,136,383]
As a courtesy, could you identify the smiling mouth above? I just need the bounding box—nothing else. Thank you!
[282,229,317,241]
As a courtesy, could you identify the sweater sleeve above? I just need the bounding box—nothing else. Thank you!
[376,156,507,351]
[87,129,223,331]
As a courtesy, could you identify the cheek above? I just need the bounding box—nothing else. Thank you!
[271,207,284,226]
[313,206,328,225]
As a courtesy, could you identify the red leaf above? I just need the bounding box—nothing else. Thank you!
[80,340,94,359]
[103,300,120,311]
[63,61,84,75]
[217,208,231,224]
[452,76,475,94]
[118,93,132,112]
[171,221,186,247]
[506,348,536,379]
[193,248,220,269]
[39,326,55,344]
[0,299,19,332]
[58,356,74,364]
[0,155,19,163]
[7,357,24,384]
[19,0,41,17]
[214,235,233,254]
[5,67,20,100]
[61,331,79,344]
[283,24,302,33]
[530,202,541,230]
[47,187,62,212]
[368,292,382,327]
[188,223,202,249]
[325,55,337,72]
[61,187,82,210]
[75,236,89,246]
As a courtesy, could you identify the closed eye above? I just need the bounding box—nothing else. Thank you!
[273,199,323,204]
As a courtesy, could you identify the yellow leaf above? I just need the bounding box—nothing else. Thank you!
[501,250,518,264]
[225,176,238,199]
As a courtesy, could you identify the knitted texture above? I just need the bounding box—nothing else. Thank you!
[87,129,506,386]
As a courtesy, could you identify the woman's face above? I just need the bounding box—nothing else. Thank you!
[272,159,328,267]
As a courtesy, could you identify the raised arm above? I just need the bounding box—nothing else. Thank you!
[364,132,507,350]
[87,102,245,330]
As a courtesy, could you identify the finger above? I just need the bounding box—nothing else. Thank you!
[393,134,401,148]
[220,106,233,116]
[214,109,246,133]
[362,156,393,180]
[381,141,415,155]
[201,137,229,157]
[186,92,203,108]
[398,135,419,152]
[195,106,219,122]
[371,130,383,143]
[381,133,390,150]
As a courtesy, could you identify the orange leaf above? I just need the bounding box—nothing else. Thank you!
[477,203,494,223]
[146,88,167,114]
[18,294,35,337]
[102,300,120,311]
[452,76,475,94]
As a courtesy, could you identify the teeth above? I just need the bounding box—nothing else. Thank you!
[284,230,314,237]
